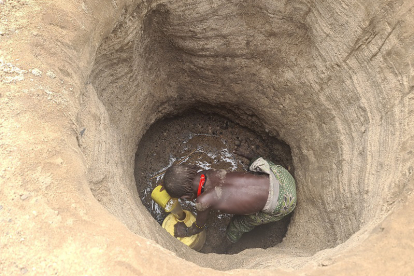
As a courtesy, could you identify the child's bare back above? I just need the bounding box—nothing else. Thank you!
[196,169,269,215]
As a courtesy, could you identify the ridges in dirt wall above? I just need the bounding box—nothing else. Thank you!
[84,0,413,270]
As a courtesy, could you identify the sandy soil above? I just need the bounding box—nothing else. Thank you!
[2,0,414,275]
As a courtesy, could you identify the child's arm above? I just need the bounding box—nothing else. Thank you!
[174,195,212,238]
[194,209,208,232]
[174,209,208,237]
[188,209,208,236]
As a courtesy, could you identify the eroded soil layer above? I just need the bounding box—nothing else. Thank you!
[135,110,294,254]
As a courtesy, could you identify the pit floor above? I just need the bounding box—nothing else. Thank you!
[134,110,294,254]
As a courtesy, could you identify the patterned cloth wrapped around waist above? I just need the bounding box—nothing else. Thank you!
[249,157,296,215]
[225,158,297,243]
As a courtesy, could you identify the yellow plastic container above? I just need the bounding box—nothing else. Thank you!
[151,185,178,212]
[151,185,206,251]
[162,210,206,251]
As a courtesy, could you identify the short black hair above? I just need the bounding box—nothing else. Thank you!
[163,165,199,198]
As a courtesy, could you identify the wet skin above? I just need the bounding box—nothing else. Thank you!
[175,169,270,237]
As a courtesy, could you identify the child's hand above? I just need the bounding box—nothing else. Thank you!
[174,221,189,237]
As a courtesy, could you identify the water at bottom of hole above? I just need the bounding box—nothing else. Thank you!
[134,110,294,254]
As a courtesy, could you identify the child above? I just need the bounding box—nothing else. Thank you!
[163,147,297,243]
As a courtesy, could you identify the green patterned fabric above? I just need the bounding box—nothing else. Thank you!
[226,158,297,243]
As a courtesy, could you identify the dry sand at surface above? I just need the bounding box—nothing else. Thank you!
[1,0,414,275]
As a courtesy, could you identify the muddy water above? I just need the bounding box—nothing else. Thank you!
[134,110,294,254]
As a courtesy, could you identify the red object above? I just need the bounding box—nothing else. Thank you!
[197,174,206,197]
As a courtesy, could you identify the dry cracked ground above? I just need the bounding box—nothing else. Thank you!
[1,0,414,275]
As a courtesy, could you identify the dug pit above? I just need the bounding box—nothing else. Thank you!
[3,0,412,274]
[81,0,412,270]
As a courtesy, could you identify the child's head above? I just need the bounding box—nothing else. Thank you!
[163,165,199,198]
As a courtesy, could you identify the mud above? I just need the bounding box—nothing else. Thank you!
[135,110,293,254]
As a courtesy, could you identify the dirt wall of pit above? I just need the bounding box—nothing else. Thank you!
[1,0,414,275]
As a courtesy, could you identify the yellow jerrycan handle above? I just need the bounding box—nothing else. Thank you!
[151,185,178,212]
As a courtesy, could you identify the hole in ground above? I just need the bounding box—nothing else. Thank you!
[85,1,406,270]
[134,109,294,254]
